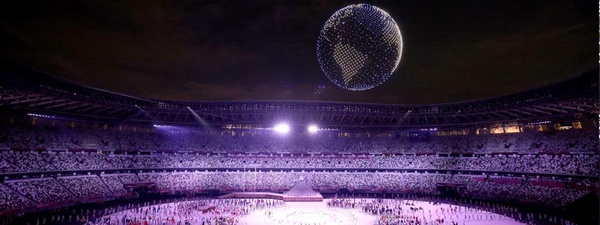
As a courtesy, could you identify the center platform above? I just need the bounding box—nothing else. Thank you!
[219,181,323,202]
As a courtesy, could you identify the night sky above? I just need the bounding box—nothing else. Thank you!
[0,0,597,104]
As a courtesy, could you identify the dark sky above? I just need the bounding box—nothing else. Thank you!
[0,0,597,104]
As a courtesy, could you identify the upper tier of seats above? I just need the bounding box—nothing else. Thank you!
[0,123,597,154]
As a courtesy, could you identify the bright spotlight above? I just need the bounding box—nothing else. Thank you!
[307,125,319,133]
[273,124,290,134]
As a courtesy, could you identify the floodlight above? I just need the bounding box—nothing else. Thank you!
[307,125,319,133]
[273,124,290,134]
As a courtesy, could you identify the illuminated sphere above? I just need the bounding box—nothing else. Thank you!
[316,4,403,91]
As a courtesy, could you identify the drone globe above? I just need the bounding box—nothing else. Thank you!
[317,4,403,91]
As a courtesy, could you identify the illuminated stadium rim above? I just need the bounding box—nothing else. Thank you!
[0,56,598,128]
[16,94,599,130]
[0,55,595,108]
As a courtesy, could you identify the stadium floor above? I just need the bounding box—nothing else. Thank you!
[101,199,527,225]
[240,200,526,225]
[240,201,377,225]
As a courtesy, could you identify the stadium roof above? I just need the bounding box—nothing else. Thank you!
[0,56,598,130]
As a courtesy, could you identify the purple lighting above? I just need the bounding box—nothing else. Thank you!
[307,125,319,133]
[273,124,290,134]
[27,113,55,119]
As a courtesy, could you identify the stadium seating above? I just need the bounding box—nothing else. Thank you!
[0,123,597,214]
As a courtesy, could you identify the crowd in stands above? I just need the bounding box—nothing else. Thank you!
[57,176,113,201]
[0,171,596,215]
[0,124,597,178]
[477,177,522,200]
[0,123,596,216]
[0,151,597,177]
[6,178,76,206]
[0,184,31,212]
[513,183,563,203]
[0,123,597,154]
[100,175,130,196]
[549,189,591,207]
[137,173,170,191]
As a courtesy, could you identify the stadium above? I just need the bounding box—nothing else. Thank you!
[0,1,598,225]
